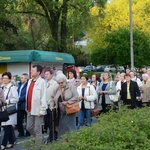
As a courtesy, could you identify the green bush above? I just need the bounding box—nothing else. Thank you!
[45,107,150,150]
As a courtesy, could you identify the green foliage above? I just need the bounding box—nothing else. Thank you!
[91,28,150,67]
[41,107,150,150]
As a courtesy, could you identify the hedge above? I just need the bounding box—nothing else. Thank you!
[24,107,150,150]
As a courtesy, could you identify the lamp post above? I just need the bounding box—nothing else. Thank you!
[129,0,134,70]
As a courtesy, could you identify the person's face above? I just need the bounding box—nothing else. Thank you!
[81,76,87,84]
[129,72,135,78]
[103,73,109,80]
[120,75,125,81]
[115,75,120,82]
[31,67,39,78]
[142,75,148,81]
[125,76,131,82]
[142,68,147,73]
[20,75,27,83]
[58,79,66,88]
[126,69,130,74]
[68,72,74,79]
[2,75,11,84]
[92,75,96,82]
[45,71,53,81]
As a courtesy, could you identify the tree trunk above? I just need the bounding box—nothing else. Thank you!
[60,0,68,52]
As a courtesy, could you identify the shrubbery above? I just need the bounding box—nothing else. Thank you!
[44,107,150,150]
[24,107,150,150]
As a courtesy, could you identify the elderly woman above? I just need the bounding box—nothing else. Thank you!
[77,74,97,129]
[141,73,150,106]
[1,72,18,150]
[50,73,79,138]
[98,71,116,113]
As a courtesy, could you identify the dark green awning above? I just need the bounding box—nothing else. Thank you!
[0,50,75,64]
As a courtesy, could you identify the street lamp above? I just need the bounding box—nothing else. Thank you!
[129,0,134,70]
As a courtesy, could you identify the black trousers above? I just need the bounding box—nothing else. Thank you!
[47,108,58,142]
[101,95,111,113]
[2,125,15,147]
[17,110,29,136]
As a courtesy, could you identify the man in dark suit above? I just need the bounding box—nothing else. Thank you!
[120,73,141,109]
[17,73,30,137]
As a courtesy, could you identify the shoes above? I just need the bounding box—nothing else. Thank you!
[1,145,5,150]
[14,141,17,145]
[6,144,14,149]
[25,133,30,137]
[17,134,24,138]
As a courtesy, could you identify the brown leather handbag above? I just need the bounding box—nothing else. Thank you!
[65,102,80,115]
[90,104,100,117]
[89,86,100,117]
[60,88,80,115]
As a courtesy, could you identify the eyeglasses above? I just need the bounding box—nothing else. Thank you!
[58,82,64,85]
[2,77,9,79]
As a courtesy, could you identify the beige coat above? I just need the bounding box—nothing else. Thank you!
[26,76,48,115]
[141,79,150,102]
[50,83,79,109]
[46,78,59,105]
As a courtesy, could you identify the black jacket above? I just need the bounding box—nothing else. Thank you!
[120,80,140,108]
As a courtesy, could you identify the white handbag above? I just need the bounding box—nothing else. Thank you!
[109,81,118,102]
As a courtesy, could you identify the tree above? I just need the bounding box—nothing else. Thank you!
[16,0,93,52]
[88,0,150,53]
[0,0,33,50]
[90,28,150,67]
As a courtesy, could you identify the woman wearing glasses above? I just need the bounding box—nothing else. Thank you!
[1,72,18,150]
[50,73,79,138]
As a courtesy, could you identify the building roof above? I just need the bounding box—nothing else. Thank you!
[0,50,75,64]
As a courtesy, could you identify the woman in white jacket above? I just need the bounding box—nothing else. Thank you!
[1,72,18,150]
[77,74,97,129]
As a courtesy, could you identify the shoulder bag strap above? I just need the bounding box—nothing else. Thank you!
[89,86,92,109]
[6,85,13,100]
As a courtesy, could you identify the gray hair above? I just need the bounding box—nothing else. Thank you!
[120,73,125,76]
[22,73,29,80]
[56,73,67,82]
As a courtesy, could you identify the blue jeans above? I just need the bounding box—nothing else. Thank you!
[77,107,92,129]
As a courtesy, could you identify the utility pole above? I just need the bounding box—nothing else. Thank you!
[129,0,134,70]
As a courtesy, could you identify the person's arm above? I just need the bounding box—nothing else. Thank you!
[0,89,5,107]
[107,81,117,95]
[135,82,141,98]
[67,84,79,104]
[39,81,48,115]
[85,85,98,102]
[18,87,26,103]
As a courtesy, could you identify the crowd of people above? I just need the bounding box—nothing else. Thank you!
[0,65,150,149]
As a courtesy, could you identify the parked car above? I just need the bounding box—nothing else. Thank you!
[78,66,85,72]
[104,65,116,72]
[104,65,125,72]
[84,65,96,72]
[117,66,125,72]
[96,65,106,72]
